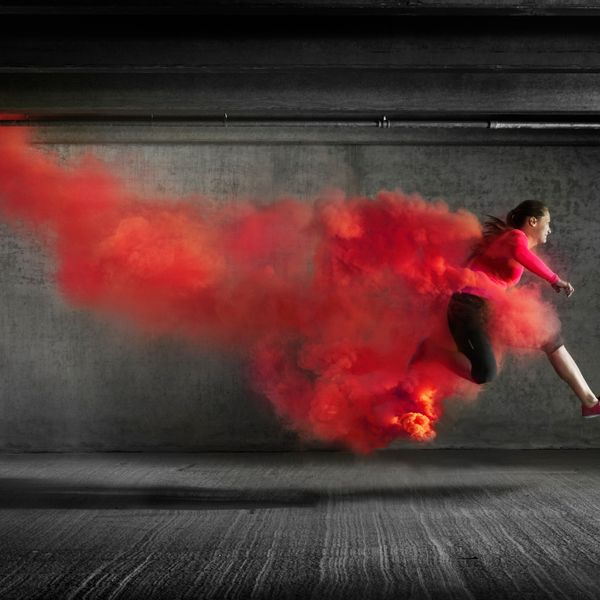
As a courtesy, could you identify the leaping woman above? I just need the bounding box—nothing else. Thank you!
[412,200,600,418]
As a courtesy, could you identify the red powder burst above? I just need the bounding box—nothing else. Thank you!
[0,127,561,453]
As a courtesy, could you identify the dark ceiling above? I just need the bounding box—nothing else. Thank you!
[1,0,600,16]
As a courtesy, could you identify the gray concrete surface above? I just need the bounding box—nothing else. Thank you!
[1,450,600,599]
[1,132,600,450]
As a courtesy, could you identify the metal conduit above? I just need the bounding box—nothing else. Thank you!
[3,115,600,130]
[490,121,600,129]
[0,114,487,127]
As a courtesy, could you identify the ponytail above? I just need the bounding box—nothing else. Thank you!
[468,215,511,262]
[468,200,548,262]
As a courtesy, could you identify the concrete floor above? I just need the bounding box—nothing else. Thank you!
[0,451,599,599]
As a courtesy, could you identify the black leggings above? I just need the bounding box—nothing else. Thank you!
[447,293,497,384]
[446,292,564,385]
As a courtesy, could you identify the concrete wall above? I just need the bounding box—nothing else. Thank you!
[2,127,600,450]
[3,12,600,450]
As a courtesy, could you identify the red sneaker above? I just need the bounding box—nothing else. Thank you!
[582,399,600,418]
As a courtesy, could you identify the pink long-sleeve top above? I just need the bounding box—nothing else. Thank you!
[462,228,559,296]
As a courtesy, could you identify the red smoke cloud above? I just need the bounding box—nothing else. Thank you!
[0,127,561,452]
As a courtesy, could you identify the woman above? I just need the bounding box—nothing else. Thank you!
[414,200,600,418]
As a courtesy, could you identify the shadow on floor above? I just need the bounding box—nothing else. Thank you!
[0,478,523,510]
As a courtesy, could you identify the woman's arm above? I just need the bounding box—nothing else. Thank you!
[510,230,574,296]
[510,229,560,284]
[551,279,575,297]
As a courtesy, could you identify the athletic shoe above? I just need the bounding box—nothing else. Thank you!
[582,399,600,418]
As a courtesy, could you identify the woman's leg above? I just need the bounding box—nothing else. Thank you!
[547,345,598,408]
[410,293,497,384]
[410,338,473,380]
[446,293,497,384]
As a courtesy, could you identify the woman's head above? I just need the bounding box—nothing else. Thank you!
[507,200,551,246]
[506,200,548,228]
[469,200,551,261]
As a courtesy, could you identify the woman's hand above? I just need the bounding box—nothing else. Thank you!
[552,279,575,297]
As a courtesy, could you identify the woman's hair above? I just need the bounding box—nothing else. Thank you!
[468,200,549,261]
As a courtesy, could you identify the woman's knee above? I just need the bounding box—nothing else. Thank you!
[543,340,565,356]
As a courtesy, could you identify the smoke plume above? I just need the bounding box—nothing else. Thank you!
[0,127,561,452]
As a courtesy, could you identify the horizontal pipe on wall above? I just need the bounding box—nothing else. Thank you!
[0,115,489,128]
[6,117,600,145]
[6,115,600,130]
[491,121,600,129]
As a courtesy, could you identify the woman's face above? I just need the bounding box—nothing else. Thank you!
[533,210,552,245]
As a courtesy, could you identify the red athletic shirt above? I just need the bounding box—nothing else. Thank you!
[467,228,559,289]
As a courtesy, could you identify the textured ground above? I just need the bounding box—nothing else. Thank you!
[0,450,599,599]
